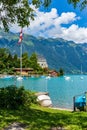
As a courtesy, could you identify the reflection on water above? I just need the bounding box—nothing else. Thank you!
[0,75,87,109]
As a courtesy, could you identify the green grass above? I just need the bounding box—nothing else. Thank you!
[0,104,87,130]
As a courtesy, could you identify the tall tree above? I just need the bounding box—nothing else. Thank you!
[59,68,64,76]
[6,53,13,68]
[29,53,40,70]
[22,52,30,68]
[13,54,20,68]
[0,48,9,70]
[0,0,51,31]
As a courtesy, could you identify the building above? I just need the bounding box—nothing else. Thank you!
[37,55,48,69]
[14,68,34,76]
[48,70,58,77]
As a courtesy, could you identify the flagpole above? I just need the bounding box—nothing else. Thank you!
[18,28,23,77]
[17,28,23,81]
[20,42,22,76]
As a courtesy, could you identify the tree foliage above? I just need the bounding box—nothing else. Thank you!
[68,0,87,10]
[0,0,51,31]
[0,85,37,109]
[29,53,38,70]
[1,0,87,32]
[59,68,64,76]
[0,48,42,74]
[22,52,30,68]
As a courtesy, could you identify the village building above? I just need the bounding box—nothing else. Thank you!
[48,70,59,77]
[14,68,34,76]
[37,55,48,69]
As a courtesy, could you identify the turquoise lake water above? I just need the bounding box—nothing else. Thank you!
[0,75,87,110]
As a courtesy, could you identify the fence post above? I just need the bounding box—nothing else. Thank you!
[73,96,75,111]
[85,92,87,112]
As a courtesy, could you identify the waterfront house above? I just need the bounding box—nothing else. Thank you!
[37,55,48,69]
[48,70,58,77]
[14,68,34,76]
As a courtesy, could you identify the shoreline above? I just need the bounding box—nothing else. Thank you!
[0,76,74,111]
[51,107,73,111]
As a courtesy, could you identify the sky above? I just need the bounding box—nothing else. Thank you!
[10,0,87,44]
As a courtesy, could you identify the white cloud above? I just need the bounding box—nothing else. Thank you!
[10,7,87,44]
[60,25,87,43]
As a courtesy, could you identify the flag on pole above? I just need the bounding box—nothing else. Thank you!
[18,29,23,44]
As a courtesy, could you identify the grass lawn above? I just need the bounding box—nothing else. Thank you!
[0,104,87,130]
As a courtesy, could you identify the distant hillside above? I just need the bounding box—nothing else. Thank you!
[0,29,87,74]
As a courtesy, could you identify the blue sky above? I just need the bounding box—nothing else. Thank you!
[49,0,87,27]
[10,0,87,44]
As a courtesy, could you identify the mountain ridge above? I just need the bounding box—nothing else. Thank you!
[0,29,87,74]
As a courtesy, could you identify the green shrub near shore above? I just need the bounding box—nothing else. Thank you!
[0,85,37,109]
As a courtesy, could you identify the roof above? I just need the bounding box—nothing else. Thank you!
[14,68,33,71]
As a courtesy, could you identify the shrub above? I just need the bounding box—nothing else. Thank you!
[0,85,37,109]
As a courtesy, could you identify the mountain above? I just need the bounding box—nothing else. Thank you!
[0,29,87,74]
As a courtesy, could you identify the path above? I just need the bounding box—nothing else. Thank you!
[4,122,26,130]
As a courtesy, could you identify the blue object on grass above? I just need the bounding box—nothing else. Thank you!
[75,95,86,107]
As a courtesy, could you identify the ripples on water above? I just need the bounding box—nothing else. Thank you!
[0,75,87,109]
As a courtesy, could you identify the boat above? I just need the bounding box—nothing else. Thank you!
[45,76,51,79]
[31,75,35,78]
[0,75,14,79]
[40,75,46,78]
[37,94,52,107]
[64,76,70,81]
[17,76,23,80]
[80,76,84,80]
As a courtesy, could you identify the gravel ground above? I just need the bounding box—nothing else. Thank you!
[4,122,26,130]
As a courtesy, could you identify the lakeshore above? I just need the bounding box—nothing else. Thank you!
[0,74,87,110]
[51,107,73,111]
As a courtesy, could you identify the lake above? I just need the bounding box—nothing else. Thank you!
[0,75,87,110]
